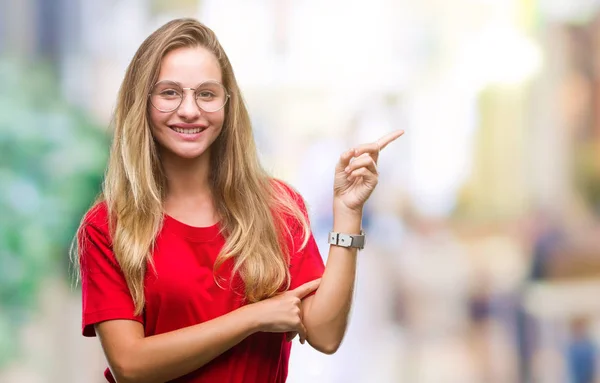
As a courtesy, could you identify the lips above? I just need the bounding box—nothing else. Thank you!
[169,124,207,135]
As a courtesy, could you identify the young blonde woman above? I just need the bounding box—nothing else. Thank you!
[76,18,403,383]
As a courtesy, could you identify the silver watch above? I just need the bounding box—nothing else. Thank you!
[328,231,365,250]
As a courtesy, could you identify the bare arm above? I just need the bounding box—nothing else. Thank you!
[96,280,320,383]
[302,206,360,354]
[302,130,404,354]
[96,304,258,383]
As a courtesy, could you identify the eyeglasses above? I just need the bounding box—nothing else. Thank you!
[148,80,230,113]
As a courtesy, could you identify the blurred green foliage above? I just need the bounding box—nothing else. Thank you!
[0,58,109,366]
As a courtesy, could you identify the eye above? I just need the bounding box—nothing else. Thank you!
[160,89,181,97]
[197,91,215,99]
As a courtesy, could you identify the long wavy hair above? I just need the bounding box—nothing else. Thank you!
[75,18,309,315]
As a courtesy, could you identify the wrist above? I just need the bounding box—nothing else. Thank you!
[333,200,362,233]
[239,303,264,334]
[333,199,363,219]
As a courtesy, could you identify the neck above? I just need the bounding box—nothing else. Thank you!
[160,149,213,206]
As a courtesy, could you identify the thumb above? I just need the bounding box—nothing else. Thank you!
[290,278,321,299]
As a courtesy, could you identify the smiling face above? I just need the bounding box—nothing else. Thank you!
[149,45,226,161]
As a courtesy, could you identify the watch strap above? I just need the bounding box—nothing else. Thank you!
[328,231,365,250]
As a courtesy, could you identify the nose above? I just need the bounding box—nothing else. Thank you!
[177,89,201,120]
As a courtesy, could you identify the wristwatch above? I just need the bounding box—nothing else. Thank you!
[328,231,365,250]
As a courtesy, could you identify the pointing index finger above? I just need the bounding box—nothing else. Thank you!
[290,278,321,299]
[376,130,404,152]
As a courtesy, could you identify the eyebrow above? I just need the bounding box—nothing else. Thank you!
[157,80,222,88]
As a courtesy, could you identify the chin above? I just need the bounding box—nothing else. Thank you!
[168,144,212,160]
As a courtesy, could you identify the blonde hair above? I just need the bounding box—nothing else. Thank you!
[76,18,309,315]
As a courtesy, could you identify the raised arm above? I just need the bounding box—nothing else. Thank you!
[301,130,404,354]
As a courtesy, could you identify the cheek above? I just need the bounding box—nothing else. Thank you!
[209,110,225,129]
[149,108,166,129]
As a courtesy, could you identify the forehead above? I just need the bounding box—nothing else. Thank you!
[157,46,222,85]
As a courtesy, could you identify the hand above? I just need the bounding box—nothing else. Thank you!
[253,279,321,344]
[334,130,404,212]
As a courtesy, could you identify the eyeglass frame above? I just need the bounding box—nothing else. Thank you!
[147,80,231,113]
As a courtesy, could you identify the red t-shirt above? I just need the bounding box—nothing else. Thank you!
[79,185,325,383]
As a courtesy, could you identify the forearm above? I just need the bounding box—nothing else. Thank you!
[109,305,259,383]
[304,205,361,354]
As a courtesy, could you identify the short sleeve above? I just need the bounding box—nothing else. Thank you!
[289,232,325,290]
[276,181,325,290]
[79,205,143,337]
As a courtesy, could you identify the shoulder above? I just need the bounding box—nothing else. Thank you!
[269,178,312,235]
[77,201,122,271]
[270,178,306,208]
[79,201,110,240]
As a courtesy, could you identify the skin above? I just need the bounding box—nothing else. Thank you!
[95,45,404,383]
[148,46,225,224]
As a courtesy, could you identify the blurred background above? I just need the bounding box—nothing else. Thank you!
[2,0,600,382]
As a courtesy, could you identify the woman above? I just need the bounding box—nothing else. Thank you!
[76,18,403,383]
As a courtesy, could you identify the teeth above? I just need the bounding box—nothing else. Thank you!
[173,127,204,134]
